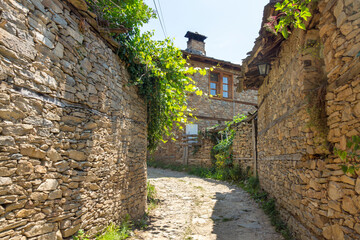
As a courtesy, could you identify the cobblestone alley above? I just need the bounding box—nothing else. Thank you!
[132,167,283,240]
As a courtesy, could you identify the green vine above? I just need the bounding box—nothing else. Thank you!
[87,0,206,151]
[335,136,360,175]
[264,0,312,38]
[211,114,247,169]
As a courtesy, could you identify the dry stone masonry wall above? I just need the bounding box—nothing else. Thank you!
[232,122,254,171]
[0,0,147,239]
[187,138,213,168]
[237,0,360,239]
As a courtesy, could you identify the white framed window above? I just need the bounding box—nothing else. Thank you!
[186,124,198,143]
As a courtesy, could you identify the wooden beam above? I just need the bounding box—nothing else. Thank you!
[99,27,129,34]
[191,115,233,122]
[209,97,258,106]
[252,118,257,177]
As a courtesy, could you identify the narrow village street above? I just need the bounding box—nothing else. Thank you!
[133,167,283,240]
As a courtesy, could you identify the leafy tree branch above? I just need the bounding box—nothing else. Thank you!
[264,0,312,38]
[87,0,205,151]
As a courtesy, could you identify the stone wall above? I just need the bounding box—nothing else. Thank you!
[0,0,147,239]
[188,138,213,167]
[319,0,360,238]
[232,122,254,171]
[245,0,360,239]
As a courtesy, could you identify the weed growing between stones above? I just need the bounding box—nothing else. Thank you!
[147,160,293,240]
[147,181,159,211]
[147,159,249,182]
[73,214,152,239]
[96,220,132,240]
[239,177,293,240]
[334,135,360,175]
[73,229,90,240]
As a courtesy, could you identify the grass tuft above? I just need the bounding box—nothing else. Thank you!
[97,220,131,240]
[147,181,159,211]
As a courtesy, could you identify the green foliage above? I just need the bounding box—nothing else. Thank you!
[87,0,154,31]
[147,181,156,201]
[121,32,205,151]
[334,136,360,175]
[98,215,132,240]
[147,160,246,182]
[134,214,149,230]
[264,0,312,38]
[211,114,247,169]
[73,230,89,240]
[74,217,133,240]
[87,0,205,151]
[147,181,159,211]
[97,220,132,240]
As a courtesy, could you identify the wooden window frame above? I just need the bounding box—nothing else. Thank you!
[209,71,233,99]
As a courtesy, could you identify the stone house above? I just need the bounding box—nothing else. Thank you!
[235,0,360,239]
[153,31,258,166]
[0,0,147,238]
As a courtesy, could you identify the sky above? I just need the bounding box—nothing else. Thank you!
[141,0,269,64]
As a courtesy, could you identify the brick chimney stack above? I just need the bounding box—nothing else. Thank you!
[185,31,207,56]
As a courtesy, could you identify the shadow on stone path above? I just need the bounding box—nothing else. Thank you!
[132,167,284,240]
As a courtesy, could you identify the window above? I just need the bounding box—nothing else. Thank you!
[209,72,232,99]
[210,72,219,96]
[222,76,229,98]
[186,124,198,143]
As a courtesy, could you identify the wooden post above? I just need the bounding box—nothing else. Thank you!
[183,143,188,165]
[182,135,189,165]
[252,118,257,177]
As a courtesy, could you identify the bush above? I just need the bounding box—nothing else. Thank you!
[74,217,132,240]
[97,220,131,240]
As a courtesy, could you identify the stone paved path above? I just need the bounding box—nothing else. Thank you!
[132,167,284,240]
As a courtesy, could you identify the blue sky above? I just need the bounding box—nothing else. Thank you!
[141,0,269,64]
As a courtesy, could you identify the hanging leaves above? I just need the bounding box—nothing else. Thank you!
[264,0,312,39]
[334,136,360,176]
[87,0,205,151]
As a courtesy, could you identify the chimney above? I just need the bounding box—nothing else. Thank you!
[185,31,207,56]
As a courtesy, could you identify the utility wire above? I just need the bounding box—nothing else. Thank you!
[156,0,167,36]
[152,0,167,38]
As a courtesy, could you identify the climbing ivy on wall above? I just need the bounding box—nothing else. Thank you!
[211,114,247,169]
[87,0,205,151]
[335,136,360,175]
[264,0,312,38]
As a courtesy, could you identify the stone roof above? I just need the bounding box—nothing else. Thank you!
[185,31,207,42]
[182,51,242,72]
[241,0,319,89]
[241,1,284,89]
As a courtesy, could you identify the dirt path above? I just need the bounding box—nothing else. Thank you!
[132,167,284,240]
